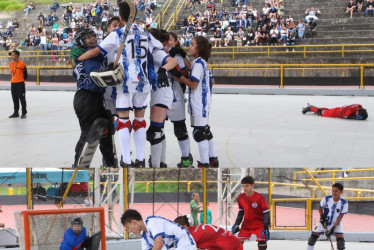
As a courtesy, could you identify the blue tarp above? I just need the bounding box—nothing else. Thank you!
[0,170,89,184]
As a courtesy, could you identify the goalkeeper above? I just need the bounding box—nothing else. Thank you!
[60,217,89,250]
[70,28,116,168]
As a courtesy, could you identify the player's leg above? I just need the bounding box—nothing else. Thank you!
[335,234,345,250]
[148,105,168,168]
[217,235,243,250]
[254,227,268,250]
[192,125,209,168]
[98,110,116,167]
[132,92,148,167]
[205,125,219,168]
[307,222,325,250]
[116,92,133,167]
[309,106,328,116]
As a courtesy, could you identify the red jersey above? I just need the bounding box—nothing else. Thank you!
[237,191,269,231]
[189,225,243,250]
[322,104,362,118]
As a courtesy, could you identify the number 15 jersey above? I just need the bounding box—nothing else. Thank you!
[97,24,163,94]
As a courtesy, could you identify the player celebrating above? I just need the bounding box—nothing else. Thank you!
[121,209,196,250]
[307,183,348,250]
[232,176,270,250]
[77,1,173,168]
[174,215,243,250]
[302,103,368,120]
[167,32,194,168]
[173,36,218,168]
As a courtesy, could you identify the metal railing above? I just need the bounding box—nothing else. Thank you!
[211,44,374,59]
[164,13,175,31]
[0,50,70,61]
[161,0,174,25]
[209,63,374,89]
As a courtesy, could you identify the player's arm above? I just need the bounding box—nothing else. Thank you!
[162,57,178,71]
[152,235,164,250]
[77,47,101,61]
[231,209,244,234]
[183,56,192,71]
[175,75,199,89]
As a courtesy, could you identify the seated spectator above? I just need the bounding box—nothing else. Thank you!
[40,32,47,55]
[24,36,30,46]
[261,3,270,18]
[214,19,221,31]
[52,12,59,24]
[270,15,277,26]
[288,19,296,33]
[237,14,246,31]
[258,26,269,45]
[286,31,296,52]
[245,26,255,45]
[279,25,288,45]
[37,13,45,26]
[265,21,272,32]
[47,35,53,50]
[306,18,317,38]
[3,36,12,51]
[113,3,119,16]
[269,25,278,45]
[224,26,234,46]
[269,3,277,19]
[12,19,19,29]
[221,17,229,31]
[210,7,217,20]
[187,13,196,24]
[229,15,238,32]
[346,0,357,18]
[184,30,193,47]
[178,35,185,48]
[50,0,60,13]
[234,27,245,46]
[256,16,265,29]
[247,9,255,27]
[254,26,262,45]
[208,17,216,31]
[356,0,364,12]
[181,18,188,35]
[305,7,320,23]
[213,28,222,47]
[196,27,206,37]
[97,27,104,43]
[187,23,196,36]
[5,28,12,38]
[24,1,34,16]
[29,24,37,34]
[7,20,14,32]
[37,24,45,35]
[297,20,305,39]
[286,14,293,25]
[365,0,374,17]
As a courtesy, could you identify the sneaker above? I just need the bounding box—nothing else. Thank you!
[302,103,314,114]
[286,48,289,52]
[224,44,228,46]
[103,158,118,168]
[9,112,19,118]
[177,154,194,168]
[197,161,209,168]
[20,114,27,119]
[292,48,295,52]
[209,156,219,168]
[120,156,134,168]
[134,159,145,168]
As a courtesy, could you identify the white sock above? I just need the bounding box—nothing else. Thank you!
[208,138,216,158]
[118,118,131,164]
[306,244,314,250]
[198,140,209,164]
[133,117,146,161]
[151,142,163,168]
[161,130,166,163]
[178,138,190,157]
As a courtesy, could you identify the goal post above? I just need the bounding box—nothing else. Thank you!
[17,207,106,250]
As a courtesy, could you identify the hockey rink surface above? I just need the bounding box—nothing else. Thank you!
[0,90,374,168]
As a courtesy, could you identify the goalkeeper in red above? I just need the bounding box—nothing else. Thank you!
[232,176,270,250]
[302,103,368,120]
[174,215,243,250]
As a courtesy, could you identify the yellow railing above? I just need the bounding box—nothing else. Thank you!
[154,13,161,29]
[271,197,374,230]
[293,168,374,188]
[175,0,185,23]
[162,0,174,25]
[210,63,374,89]
[164,13,175,32]
[211,44,374,59]
[0,50,69,61]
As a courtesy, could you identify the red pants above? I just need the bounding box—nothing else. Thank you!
[310,106,337,117]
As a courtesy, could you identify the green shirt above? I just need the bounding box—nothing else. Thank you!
[200,208,212,224]
[190,200,200,226]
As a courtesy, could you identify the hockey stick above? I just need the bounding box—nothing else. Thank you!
[323,225,335,250]
[90,0,136,87]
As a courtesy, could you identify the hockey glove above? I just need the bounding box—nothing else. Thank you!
[319,215,328,228]
[168,67,182,79]
[70,47,86,61]
[261,226,270,242]
[157,67,169,87]
[325,226,335,237]
[169,47,187,58]
[231,224,240,234]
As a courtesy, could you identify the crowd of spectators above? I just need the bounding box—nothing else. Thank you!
[346,0,374,18]
[179,0,322,49]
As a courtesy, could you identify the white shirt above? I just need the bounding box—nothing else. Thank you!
[170,53,185,102]
[142,216,196,250]
[320,195,348,227]
[97,24,163,93]
[150,48,170,91]
[188,57,212,117]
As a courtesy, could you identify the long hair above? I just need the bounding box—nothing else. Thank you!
[193,36,211,62]
[169,32,181,48]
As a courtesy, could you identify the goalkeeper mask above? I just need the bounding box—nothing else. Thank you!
[74,28,97,48]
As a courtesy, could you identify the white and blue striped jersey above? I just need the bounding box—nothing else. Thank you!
[320,195,348,226]
[97,24,163,94]
[188,57,213,118]
[170,54,186,102]
[150,48,170,91]
[142,216,196,250]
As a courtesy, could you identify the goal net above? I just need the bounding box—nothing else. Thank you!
[14,207,106,250]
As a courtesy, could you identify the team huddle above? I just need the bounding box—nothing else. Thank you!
[70,1,218,169]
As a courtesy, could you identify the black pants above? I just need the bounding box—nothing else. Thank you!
[73,89,114,165]
[11,82,27,114]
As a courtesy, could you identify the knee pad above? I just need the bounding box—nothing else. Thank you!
[258,241,267,250]
[173,121,189,141]
[116,119,131,131]
[337,238,345,250]
[205,126,213,140]
[146,125,165,145]
[132,119,146,131]
[308,234,319,246]
[193,127,207,142]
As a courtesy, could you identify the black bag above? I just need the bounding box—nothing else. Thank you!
[23,66,28,81]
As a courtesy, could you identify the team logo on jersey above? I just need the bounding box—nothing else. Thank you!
[252,202,258,208]
[337,209,340,213]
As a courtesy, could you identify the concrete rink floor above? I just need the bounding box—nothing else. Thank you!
[0,90,373,168]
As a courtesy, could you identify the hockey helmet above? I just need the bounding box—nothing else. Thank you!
[71,217,83,226]
[74,28,96,48]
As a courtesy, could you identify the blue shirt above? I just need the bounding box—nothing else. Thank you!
[60,227,87,250]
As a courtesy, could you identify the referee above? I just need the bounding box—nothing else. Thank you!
[9,50,27,119]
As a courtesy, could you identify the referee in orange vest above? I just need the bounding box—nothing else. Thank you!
[9,50,27,119]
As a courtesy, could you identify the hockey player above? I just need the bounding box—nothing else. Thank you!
[174,215,243,250]
[307,183,348,250]
[302,103,368,120]
[172,36,218,168]
[121,209,196,250]
[60,217,88,250]
[167,32,194,168]
[71,28,116,168]
[77,2,176,168]
[232,176,270,250]
[146,28,178,168]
